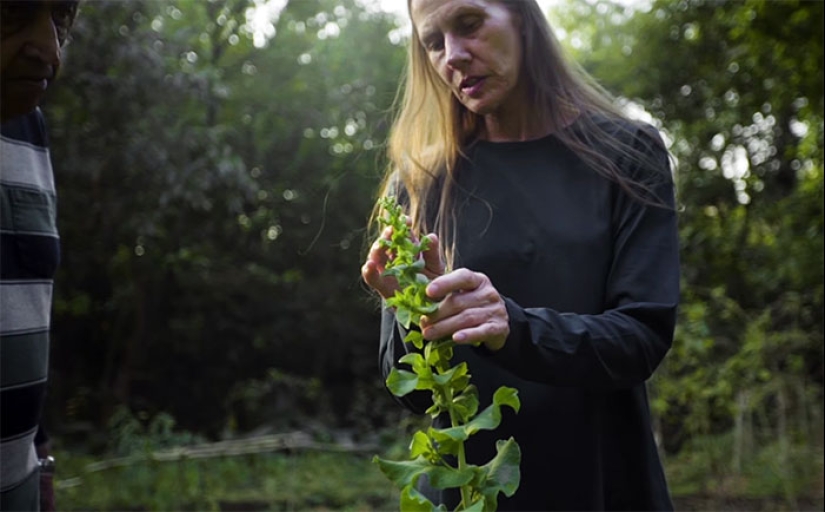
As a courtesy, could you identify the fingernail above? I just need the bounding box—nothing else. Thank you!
[453,333,465,342]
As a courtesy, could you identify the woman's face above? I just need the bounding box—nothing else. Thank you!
[411,0,524,117]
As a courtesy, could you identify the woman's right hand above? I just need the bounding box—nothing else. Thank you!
[361,225,444,300]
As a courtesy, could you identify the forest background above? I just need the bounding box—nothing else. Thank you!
[30,0,823,509]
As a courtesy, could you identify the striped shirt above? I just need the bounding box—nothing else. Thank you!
[0,109,59,506]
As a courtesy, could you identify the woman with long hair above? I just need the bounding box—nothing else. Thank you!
[362,1,679,509]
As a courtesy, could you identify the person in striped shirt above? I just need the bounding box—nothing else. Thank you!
[1,2,79,510]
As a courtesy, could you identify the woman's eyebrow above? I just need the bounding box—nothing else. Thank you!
[417,3,480,35]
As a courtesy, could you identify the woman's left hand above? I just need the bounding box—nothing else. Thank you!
[419,268,509,352]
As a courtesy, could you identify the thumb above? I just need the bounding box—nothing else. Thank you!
[422,234,445,276]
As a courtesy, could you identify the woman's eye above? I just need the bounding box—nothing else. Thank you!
[458,17,481,33]
[424,37,444,52]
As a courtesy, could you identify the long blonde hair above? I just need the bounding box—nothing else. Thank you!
[371,0,669,269]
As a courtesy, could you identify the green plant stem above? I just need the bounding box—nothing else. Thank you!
[457,442,471,508]
[445,385,472,509]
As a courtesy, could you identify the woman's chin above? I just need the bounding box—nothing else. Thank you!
[460,98,497,117]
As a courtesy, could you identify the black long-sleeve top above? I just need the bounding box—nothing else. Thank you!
[379,121,680,511]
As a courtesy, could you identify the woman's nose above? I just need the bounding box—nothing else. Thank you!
[445,34,471,69]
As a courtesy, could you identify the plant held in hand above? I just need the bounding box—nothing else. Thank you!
[373,196,521,512]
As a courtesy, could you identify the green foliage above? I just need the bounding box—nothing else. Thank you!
[44,0,406,437]
[106,406,205,457]
[372,198,521,511]
[666,429,824,508]
[58,408,399,510]
[55,449,397,511]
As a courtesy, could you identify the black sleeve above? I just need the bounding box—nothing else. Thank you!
[483,129,680,389]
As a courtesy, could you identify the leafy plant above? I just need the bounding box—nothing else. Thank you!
[372,197,522,511]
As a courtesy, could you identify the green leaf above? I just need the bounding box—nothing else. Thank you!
[431,424,470,443]
[480,437,522,498]
[433,364,463,386]
[451,374,471,393]
[372,455,431,488]
[425,402,442,418]
[464,404,500,435]
[414,371,435,390]
[428,427,462,455]
[399,352,426,372]
[435,340,454,362]
[386,368,419,397]
[409,431,434,460]
[427,465,475,490]
[404,330,425,350]
[418,236,431,253]
[452,385,479,423]
[424,341,437,366]
[374,455,476,493]
[416,302,440,315]
[463,498,487,512]
[396,306,413,329]
[493,386,521,414]
[451,362,470,381]
[400,355,433,384]
[459,387,521,436]
[400,486,436,511]
[431,370,453,387]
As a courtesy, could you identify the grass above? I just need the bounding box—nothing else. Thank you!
[665,430,824,511]
[53,427,824,511]
[56,449,399,511]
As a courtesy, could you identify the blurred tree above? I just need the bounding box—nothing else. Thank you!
[44,0,406,440]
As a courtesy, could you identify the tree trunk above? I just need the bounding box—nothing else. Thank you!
[733,389,749,474]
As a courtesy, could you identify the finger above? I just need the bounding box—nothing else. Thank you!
[422,275,503,330]
[421,234,445,278]
[427,268,482,302]
[452,322,509,351]
[361,259,398,299]
[363,237,394,289]
[422,303,497,341]
[378,226,393,250]
[429,287,487,321]
[361,259,381,288]
[368,233,393,264]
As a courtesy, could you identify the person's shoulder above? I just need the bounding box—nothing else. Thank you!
[577,112,663,148]
[574,112,673,195]
[1,108,49,148]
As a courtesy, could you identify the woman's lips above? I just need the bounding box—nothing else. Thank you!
[460,76,486,97]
